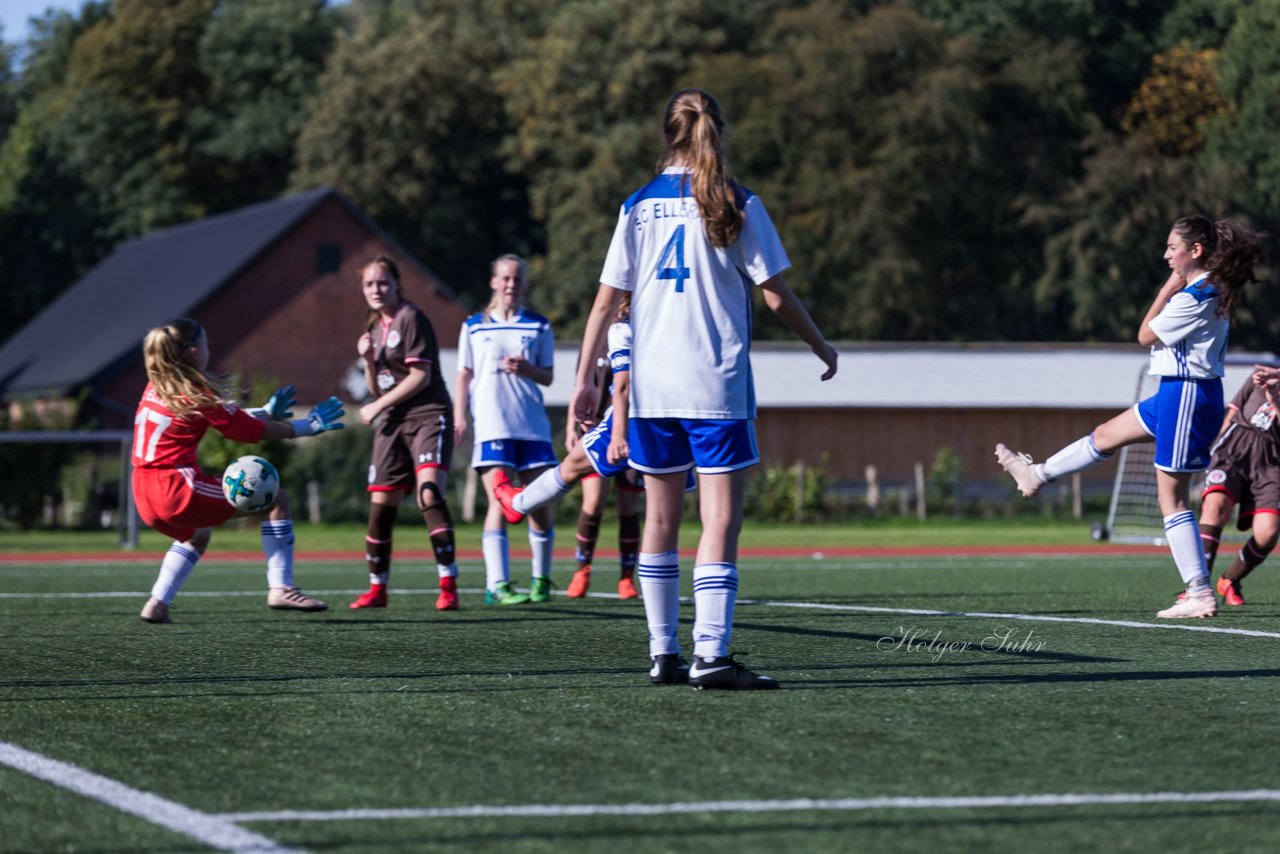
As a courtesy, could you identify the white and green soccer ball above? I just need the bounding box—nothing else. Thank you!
[222,455,280,513]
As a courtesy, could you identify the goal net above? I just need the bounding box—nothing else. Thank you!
[1105,358,1273,544]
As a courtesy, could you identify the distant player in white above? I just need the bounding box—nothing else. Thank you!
[572,88,839,690]
[996,215,1266,619]
[453,254,557,605]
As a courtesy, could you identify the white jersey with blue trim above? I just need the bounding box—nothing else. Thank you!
[599,166,790,419]
[459,308,555,443]
[1146,273,1228,379]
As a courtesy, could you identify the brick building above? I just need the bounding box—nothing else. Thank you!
[0,187,467,428]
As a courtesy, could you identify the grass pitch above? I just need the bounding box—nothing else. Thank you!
[2,541,1278,852]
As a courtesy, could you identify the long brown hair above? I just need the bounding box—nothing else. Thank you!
[142,319,231,417]
[1173,215,1268,319]
[360,254,403,336]
[660,88,742,248]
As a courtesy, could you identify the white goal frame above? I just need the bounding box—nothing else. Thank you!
[0,430,138,547]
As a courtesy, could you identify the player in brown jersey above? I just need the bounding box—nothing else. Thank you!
[348,255,461,611]
[1197,366,1280,605]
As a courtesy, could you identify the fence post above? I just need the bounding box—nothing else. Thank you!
[1072,473,1082,520]
[914,461,926,521]
[794,460,805,523]
[307,480,322,525]
[865,464,880,516]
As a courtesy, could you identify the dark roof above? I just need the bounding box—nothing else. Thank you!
[0,187,399,399]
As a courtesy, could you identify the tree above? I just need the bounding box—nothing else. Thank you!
[292,0,544,306]
[189,0,338,211]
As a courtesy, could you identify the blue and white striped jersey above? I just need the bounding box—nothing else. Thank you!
[1147,273,1228,379]
[458,309,555,443]
[599,167,790,419]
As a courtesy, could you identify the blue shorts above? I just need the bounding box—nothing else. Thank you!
[582,407,629,479]
[472,439,558,472]
[1134,377,1224,472]
[628,418,758,474]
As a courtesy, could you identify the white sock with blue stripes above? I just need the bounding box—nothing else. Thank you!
[693,562,739,659]
[482,529,510,592]
[1042,434,1112,482]
[151,541,201,603]
[639,551,680,656]
[529,526,554,580]
[514,468,571,514]
[261,520,295,588]
[1164,511,1211,591]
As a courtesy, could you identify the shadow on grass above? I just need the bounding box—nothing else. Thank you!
[283,803,1280,851]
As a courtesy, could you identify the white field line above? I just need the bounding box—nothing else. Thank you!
[220,789,1280,822]
[745,599,1280,640]
[0,741,305,853]
[3,588,1279,639]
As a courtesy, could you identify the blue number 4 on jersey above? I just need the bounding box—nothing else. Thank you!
[657,224,691,292]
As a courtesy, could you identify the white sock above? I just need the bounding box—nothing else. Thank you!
[692,563,738,659]
[1164,511,1210,589]
[1042,434,1111,482]
[482,529,509,591]
[437,564,457,579]
[261,520,295,588]
[639,550,680,656]
[151,541,201,603]
[529,526,554,580]
[369,571,389,586]
[514,468,571,514]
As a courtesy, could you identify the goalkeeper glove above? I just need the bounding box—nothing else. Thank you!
[250,385,296,421]
[292,397,345,437]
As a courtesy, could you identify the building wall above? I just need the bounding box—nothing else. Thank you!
[97,198,468,425]
[754,407,1121,485]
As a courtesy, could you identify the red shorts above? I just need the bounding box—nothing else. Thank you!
[132,466,236,542]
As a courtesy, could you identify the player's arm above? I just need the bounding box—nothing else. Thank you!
[573,285,624,428]
[1138,271,1188,347]
[760,275,838,380]
[453,368,473,445]
[607,369,631,464]
[506,358,553,386]
[359,367,429,426]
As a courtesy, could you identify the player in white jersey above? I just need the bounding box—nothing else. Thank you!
[996,215,1266,618]
[453,254,557,605]
[572,88,838,690]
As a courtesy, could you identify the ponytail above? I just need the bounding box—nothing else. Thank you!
[142,319,230,416]
[1173,215,1268,319]
[661,88,743,248]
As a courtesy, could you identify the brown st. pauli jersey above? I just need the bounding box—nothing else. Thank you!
[366,300,451,421]
[1229,379,1280,442]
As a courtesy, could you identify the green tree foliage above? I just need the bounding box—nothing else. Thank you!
[1,0,1277,353]
[189,0,337,210]
[291,0,543,308]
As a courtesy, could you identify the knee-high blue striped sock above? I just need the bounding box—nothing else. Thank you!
[261,520,295,588]
[151,541,201,603]
[639,551,680,656]
[1164,511,1210,591]
[692,562,739,659]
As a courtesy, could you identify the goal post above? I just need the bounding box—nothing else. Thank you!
[1104,357,1276,545]
[0,430,138,547]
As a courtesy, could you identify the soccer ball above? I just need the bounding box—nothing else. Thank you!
[222,455,280,513]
